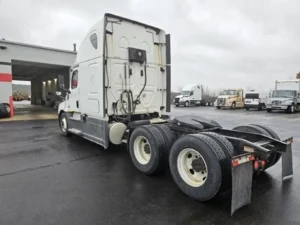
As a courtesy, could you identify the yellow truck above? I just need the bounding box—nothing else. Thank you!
[13,91,24,101]
[216,88,244,109]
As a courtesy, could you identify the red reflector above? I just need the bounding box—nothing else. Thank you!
[72,80,78,87]
[232,160,239,167]
[249,155,255,161]
[261,160,266,167]
[254,161,259,170]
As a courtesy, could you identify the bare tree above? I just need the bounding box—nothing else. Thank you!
[296,72,300,79]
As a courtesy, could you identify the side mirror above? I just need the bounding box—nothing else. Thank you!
[58,74,65,89]
[56,91,62,96]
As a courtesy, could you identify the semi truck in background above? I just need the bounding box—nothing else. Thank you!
[266,80,300,113]
[216,88,244,109]
[174,84,216,107]
[55,13,293,215]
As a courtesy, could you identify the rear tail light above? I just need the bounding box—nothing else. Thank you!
[261,160,266,168]
[254,161,259,170]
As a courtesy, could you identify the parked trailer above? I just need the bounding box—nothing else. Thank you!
[174,84,216,107]
[56,14,293,215]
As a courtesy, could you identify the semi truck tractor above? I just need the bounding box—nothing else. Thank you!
[56,13,293,215]
[266,80,300,113]
[174,84,216,107]
[216,88,244,109]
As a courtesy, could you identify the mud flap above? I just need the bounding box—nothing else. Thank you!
[231,161,253,215]
[282,142,293,180]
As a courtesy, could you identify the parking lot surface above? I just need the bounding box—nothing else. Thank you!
[0,107,300,225]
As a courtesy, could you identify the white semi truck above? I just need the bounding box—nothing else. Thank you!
[56,13,293,215]
[174,84,216,107]
[266,80,300,113]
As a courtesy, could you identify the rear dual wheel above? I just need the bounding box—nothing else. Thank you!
[129,124,175,175]
[169,133,234,201]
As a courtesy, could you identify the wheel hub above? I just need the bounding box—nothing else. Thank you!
[133,136,152,165]
[144,144,151,154]
[191,158,206,172]
[177,148,208,187]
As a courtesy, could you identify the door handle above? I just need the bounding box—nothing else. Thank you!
[76,100,79,108]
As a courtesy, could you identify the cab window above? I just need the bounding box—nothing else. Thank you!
[71,71,78,89]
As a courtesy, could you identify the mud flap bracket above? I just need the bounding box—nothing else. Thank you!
[231,160,253,215]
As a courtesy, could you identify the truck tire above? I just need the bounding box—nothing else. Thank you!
[287,104,295,113]
[153,124,176,153]
[232,125,275,169]
[245,107,249,110]
[258,104,266,111]
[184,101,189,107]
[267,109,272,113]
[169,134,227,201]
[202,132,234,194]
[203,132,234,157]
[231,102,236,109]
[59,113,71,137]
[216,106,221,109]
[0,103,9,118]
[233,124,269,136]
[129,125,166,175]
[250,124,281,167]
[210,120,221,128]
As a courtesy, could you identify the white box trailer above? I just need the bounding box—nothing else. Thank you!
[56,13,293,215]
[174,84,216,107]
[266,80,300,113]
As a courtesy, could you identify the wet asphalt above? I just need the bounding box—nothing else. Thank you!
[0,106,300,225]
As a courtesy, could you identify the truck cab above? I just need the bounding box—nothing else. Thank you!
[56,13,170,148]
[216,89,244,109]
[175,84,201,107]
[266,80,300,113]
[174,84,215,107]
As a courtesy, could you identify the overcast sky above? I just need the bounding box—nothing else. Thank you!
[1,0,300,91]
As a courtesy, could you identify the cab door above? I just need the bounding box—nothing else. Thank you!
[66,70,80,113]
